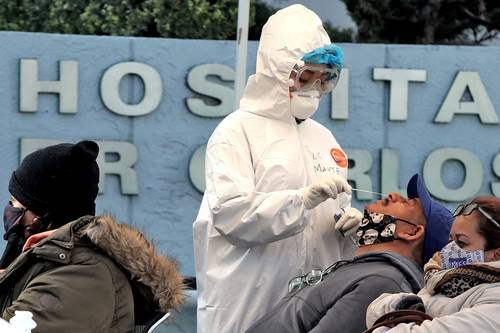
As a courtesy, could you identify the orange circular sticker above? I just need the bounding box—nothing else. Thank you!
[330,148,348,168]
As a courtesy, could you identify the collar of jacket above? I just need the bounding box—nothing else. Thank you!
[0,217,87,284]
[28,216,91,262]
[352,252,424,292]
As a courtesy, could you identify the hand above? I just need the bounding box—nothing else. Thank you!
[335,207,363,236]
[301,174,351,210]
[366,292,414,328]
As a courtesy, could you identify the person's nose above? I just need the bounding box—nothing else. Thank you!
[387,192,405,202]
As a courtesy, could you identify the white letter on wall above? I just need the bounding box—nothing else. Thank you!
[380,148,406,196]
[345,148,373,200]
[492,153,500,197]
[331,69,349,120]
[189,145,206,193]
[101,62,162,117]
[187,64,235,118]
[97,141,139,194]
[435,71,498,124]
[423,148,483,201]
[373,68,426,121]
[20,59,78,113]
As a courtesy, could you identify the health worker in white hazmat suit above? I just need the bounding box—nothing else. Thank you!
[193,4,363,333]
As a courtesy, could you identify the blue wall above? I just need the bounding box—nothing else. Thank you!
[0,31,498,275]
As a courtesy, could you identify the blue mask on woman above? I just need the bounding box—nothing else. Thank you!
[440,241,484,269]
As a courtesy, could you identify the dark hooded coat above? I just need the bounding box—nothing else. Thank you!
[0,215,184,333]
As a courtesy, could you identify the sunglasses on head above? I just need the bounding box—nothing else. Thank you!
[453,201,500,229]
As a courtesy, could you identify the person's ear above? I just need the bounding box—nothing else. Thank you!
[485,248,500,262]
[397,225,425,241]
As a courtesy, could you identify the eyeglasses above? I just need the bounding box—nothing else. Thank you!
[290,65,340,94]
[453,202,500,229]
[288,260,350,294]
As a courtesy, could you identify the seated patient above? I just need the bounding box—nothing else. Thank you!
[246,174,453,333]
[366,196,500,333]
[0,141,184,332]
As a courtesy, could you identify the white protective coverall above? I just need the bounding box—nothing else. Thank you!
[193,4,356,333]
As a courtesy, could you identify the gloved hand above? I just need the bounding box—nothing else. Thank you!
[301,174,351,210]
[366,292,415,328]
[334,207,363,236]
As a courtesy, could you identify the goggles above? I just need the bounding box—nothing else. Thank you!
[453,201,500,228]
[288,260,350,294]
[290,65,340,95]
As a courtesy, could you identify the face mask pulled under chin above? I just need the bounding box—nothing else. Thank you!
[356,210,399,246]
[289,92,321,120]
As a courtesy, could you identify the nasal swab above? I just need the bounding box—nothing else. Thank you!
[351,188,387,197]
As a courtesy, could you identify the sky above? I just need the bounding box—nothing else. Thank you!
[261,0,356,29]
[261,0,500,45]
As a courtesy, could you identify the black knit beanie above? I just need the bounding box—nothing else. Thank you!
[8,140,100,228]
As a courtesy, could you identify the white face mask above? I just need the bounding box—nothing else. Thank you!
[289,92,321,120]
[440,241,485,269]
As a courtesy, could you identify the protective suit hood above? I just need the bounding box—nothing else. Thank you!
[239,4,331,122]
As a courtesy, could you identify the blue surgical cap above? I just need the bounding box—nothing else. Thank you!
[301,44,344,70]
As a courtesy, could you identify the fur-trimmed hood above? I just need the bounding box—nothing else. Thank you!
[82,215,185,312]
[0,214,185,331]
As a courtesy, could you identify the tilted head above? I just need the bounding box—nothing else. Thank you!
[356,174,453,266]
[288,45,343,120]
[239,4,336,121]
[446,196,500,264]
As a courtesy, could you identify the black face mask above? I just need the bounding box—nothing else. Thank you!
[1,202,27,269]
[1,201,48,269]
[3,201,26,240]
[356,210,418,246]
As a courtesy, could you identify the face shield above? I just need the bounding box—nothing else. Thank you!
[289,62,340,96]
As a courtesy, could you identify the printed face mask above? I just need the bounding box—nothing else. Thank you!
[440,241,484,269]
[3,201,26,240]
[290,92,321,120]
[357,210,418,246]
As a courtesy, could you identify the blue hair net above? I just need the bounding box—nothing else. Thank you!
[301,44,344,70]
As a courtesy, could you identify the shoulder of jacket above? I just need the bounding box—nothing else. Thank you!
[208,111,275,147]
[215,110,250,127]
[208,112,246,142]
[347,260,411,285]
[302,119,337,137]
